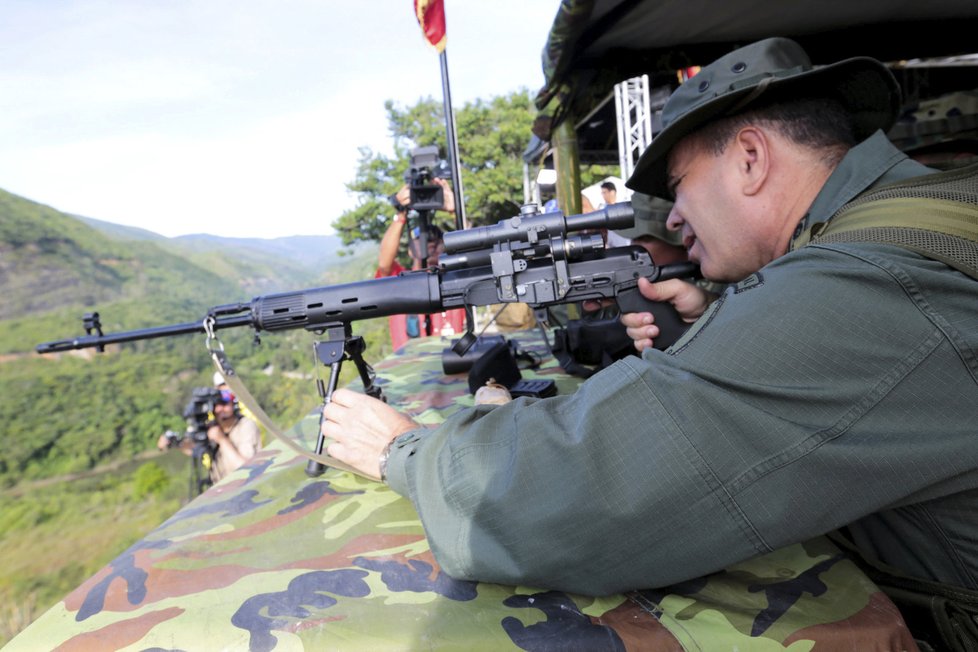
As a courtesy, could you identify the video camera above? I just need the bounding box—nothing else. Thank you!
[183,386,223,441]
[163,387,223,448]
[391,145,453,213]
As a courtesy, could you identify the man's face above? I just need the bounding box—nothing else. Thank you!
[664,135,783,282]
[214,400,234,420]
[601,187,616,205]
[213,388,235,421]
[409,236,444,267]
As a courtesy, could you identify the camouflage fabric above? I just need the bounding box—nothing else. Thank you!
[536,0,595,110]
[6,331,916,651]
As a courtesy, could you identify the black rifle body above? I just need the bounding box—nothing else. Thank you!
[37,205,698,354]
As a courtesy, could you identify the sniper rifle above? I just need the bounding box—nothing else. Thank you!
[36,202,699,477]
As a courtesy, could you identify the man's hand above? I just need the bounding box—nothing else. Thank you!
[394,184,411,210]
[434,177,455,214]
[322,388,420,481]
[207,424,228,445]
[621,278,715,352]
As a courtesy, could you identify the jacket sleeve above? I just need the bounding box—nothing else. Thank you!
[385,244,978,595]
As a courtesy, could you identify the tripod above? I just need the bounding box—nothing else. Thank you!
[188,439,216,498]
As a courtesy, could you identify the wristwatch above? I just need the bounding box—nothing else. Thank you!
[378,439,395,482]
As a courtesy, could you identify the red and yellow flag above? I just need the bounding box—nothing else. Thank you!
[414,0,447,53]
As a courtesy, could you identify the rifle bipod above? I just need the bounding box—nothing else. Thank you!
[306,323,385,477]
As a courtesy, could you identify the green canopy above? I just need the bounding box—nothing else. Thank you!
[536,0,978,122]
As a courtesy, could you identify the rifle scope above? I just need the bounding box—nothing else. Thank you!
[438,234,606,271]
[442,203,634,254]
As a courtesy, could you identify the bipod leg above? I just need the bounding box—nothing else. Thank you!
[345,335,385,402]
[306,333,346,477]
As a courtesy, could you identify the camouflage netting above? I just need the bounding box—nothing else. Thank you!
[7,332,915,651]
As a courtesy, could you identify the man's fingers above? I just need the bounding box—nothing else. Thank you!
[635,277,715,323]
[632,338,653,353]
[620,311,653,328]
[625,323,658,339]
[323,388,420,444]
[636,277,684,302]
[330,387,369,407]
[320,416,345,441]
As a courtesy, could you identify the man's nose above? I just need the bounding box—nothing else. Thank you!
[666,209,683,231]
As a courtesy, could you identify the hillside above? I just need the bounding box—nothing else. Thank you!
[0,185,384,483]
[0,189,233,323]
[1,189,378,353]
[75,214,361,296]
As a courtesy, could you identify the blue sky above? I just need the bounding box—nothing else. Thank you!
[0,1,561,238]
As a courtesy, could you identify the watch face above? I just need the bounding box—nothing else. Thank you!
[378,440,394,482]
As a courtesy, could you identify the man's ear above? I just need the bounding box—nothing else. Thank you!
[733,127,770,196]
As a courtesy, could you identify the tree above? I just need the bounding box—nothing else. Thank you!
[332,90,538,246]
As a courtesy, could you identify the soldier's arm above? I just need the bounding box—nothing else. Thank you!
[377,186,411,276]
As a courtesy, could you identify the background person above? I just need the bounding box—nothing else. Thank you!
[599,180,618,207]
[158,385,261,485]
[611,192,687,264]
[212,371,264,442]
[377,178,465,350]
[204,388,260,482]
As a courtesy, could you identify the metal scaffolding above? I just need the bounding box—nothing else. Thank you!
[613,74,654,182]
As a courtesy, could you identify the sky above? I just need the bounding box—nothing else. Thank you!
[0,0,562,239]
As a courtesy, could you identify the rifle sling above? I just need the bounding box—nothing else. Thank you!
[209,348,373,481]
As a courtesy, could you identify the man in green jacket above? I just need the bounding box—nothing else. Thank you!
[320,38,978,597]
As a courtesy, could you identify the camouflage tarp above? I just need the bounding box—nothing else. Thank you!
[6,331,917,651]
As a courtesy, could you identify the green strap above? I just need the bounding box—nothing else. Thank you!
[816,196,978,241]
[809,163,978,280]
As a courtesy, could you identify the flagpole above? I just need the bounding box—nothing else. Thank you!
[439,50,466,230]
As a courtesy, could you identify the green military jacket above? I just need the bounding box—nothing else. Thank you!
[386,131,978,596]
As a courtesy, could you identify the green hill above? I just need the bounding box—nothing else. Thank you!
[76,213,362,295]
[0,186,384,484]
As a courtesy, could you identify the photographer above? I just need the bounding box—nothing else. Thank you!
[157,386,261,486]
[376,177,465,350]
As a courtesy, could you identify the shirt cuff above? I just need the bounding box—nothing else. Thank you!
[384,428,425,496]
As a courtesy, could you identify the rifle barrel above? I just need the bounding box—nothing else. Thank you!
[35,314,254,354]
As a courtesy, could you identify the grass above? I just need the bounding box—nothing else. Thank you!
[0,452,188,646]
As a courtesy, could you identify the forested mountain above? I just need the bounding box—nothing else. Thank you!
[0,186,383,485]
[0,189,230,323]
[76,213,357,295]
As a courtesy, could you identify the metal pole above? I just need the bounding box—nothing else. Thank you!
[553,119,582,215]
[439,50,467,230]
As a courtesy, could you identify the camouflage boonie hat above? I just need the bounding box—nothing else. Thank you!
[626,37,902,197]
[614,194,683,245]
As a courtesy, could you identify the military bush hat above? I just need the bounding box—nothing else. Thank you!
[626,37,902,197]
[615,193,683,245]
